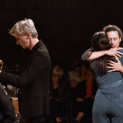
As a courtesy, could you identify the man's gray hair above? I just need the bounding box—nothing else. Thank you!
[9,18,38,38]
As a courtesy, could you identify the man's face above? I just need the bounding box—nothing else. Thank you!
[107,31,121,48]
[14,33,30,49]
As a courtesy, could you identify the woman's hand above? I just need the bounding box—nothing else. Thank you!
[107,57,123,72]
[105,48,123,58]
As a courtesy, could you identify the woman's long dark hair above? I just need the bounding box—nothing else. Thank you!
[91,31,114,76]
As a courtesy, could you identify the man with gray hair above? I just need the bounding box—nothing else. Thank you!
[0,18,51,123]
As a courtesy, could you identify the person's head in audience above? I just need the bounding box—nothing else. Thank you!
[74,64,81,77]
[51,65,64,83]
[72,59,80,69]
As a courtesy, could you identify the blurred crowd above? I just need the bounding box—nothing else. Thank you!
[3,59,97,123]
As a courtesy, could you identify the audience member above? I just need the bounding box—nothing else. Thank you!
[74,68,97,123]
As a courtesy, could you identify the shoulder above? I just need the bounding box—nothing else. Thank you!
[118,47,123,53]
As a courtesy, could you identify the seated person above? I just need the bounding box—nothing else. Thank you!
[74,68,97,122]
[0,84,16,123]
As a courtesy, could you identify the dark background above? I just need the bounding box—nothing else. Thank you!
[0,0,123,70]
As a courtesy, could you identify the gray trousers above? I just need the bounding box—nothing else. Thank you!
[92,89,123,123]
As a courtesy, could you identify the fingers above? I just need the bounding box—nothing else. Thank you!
[117,51,123,55]
[112,51,123,58]
[108,69,115,72]
[110,48,123,57]
[107,64,113,67]
[117,47,123,50]
[107,62,121,72]
[115,57,119,62]
[107,60,115,64]
[107,66,113,69]
[108,55,119,63]
[116,51,123,56]
[107,66,117,72]
[115,53,122,58]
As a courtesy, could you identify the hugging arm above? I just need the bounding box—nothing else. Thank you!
[81,48,94,61]
[81,48,123,61]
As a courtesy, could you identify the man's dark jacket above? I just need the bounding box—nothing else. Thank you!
[0,40,51,119]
